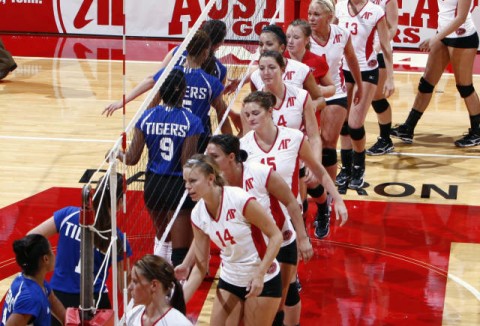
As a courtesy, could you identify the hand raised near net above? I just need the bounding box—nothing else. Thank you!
[102,100,123,117]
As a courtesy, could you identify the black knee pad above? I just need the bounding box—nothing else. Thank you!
[371,98,389,114]
[340,121,349,136]
[456,84,475,98]
[348,125,365,140]
[285,282,301,307]
[171,247,189,267]
[322,148,337,167]
[418,77,434,94]
[272,310,284,326]
[307,184,325,198]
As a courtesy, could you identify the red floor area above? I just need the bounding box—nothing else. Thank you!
[1,187,479,324]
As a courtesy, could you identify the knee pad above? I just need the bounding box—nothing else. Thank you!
[348,125,365,141]
[307,184,325,198]
[456,84,475,98]
[322,148,337,167]
[171,247,189,267]
[371,98,389,114]
[418,77,435,94]
[340,121,349,136]
[272,311,284,326]
[285,282,301,307]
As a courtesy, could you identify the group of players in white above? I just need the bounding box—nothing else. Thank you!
[103,0,480,325]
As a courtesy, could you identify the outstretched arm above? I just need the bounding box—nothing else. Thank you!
[299,139,348,226]
[28,217,57,237]
[102,76,156,117]
[181,226,210,302]
[243,199,282,298]
[266,171,313,262]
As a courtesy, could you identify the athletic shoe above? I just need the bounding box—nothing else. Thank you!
[0,63,17,80]
[335,166,350,186]
[454,129,480,147]
[348,165,365,189]
[366,137,394,156]
[390,123,414,144]
[314,199,331,239]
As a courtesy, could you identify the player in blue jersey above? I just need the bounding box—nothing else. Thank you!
[1,234,65,326]
[103,31,233,146]
[159,20,228,84]
[28,173,132,319]
[119,70,204,267]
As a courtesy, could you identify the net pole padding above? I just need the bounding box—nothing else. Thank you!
[109,157,119,325]
[160,3,282,245]
[79,184,95,322]
[122,0,220,137]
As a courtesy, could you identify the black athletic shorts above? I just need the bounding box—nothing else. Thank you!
[442,32,479,49]
[276,239,298,265]
[343,68,379,85]
[326,96,348,109]
[377,53,386,69]
[217,273,282,300]
[144,173,196,211]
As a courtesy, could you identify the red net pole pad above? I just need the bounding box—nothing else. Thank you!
[65,308,114,326]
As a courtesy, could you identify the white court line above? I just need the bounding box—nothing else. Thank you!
[385,151,480,160]
[0,135,117,143]
[1,135,478,159]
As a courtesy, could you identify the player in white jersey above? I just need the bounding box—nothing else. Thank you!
[240,91,348,326]
[308,0,362,180]
[391,0,480,148]
[308,0,362,238]
[335,0,395,190]
[254,50,336,243]
[366,0,398,156]
[127,255,192,326]
[181,155,283,325]
[206,134,313,326]
[252,24,325,110]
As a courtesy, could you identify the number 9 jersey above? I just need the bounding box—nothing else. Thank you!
[136,105,204,176]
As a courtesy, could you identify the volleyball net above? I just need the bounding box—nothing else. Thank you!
[79,0,287,324]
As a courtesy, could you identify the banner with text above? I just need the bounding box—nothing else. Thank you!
[0,0,479,48]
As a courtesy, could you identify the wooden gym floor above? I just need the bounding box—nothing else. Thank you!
[0,34,479,325]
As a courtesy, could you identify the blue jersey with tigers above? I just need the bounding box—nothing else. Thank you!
[136,104,204,176]
[1,274,52,326]
[49,206,133,294]
[172,46,227,82]
[153,66,224,134]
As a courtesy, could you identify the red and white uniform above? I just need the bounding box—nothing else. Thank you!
[284,50,329,85]
[336,0,385,71]
[370,0,393,53]
[268,83,308,130]
[310,24,350,100]
[251,58,311,90]
[191,186,280,287]
[242,161,296,247]
[127,306,192,326]
[240,126,304,207]
[438,0,476,38]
